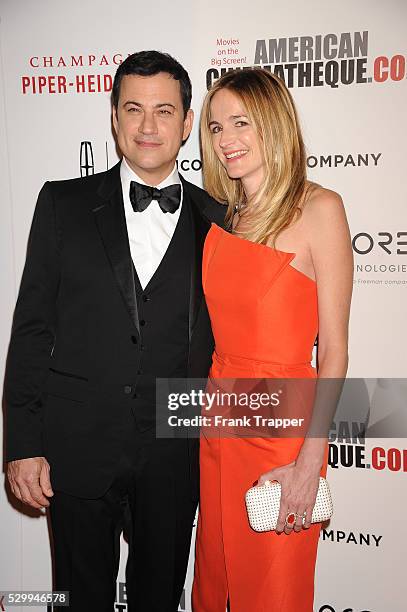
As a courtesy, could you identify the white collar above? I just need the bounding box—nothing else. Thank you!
[120,157,181,189]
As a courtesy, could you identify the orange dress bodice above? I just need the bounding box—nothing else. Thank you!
[203,222,318,375]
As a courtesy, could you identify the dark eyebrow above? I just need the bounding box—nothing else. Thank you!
[123,101,176,110]
[155,103,176,110]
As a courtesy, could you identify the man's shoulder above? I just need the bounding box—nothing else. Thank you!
[181,175,211,202]
[181,176,226,225]
[46,163,120,201]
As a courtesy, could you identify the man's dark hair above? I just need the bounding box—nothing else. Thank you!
[112,50,192,117]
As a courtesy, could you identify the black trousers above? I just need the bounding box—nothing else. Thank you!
[48,425,197,612]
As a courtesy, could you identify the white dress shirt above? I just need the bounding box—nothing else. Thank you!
[120,157,183,290]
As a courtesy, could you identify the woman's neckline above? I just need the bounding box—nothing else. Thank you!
[211,222,316,285]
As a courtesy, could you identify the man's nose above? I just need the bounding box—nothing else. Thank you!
[138,112,158,135]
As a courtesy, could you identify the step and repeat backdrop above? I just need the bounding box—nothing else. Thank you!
[0,1,406,611]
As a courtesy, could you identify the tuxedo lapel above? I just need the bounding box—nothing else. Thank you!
[93,163,139,334]
[182,180,211,342]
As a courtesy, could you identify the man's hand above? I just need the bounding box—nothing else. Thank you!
[7,457,54,509]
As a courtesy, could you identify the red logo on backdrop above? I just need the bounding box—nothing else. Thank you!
[329,441,407,473]
[21,53,131,95]
[371,447,407,471]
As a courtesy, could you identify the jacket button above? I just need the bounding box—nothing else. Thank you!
[140,344,145,351]
[124,385,132,394]
[140,319,146,326]
[137,369,143,375]
[142,295,150,302]
[131,335,138,344]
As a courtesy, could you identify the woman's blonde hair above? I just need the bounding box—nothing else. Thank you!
[200,68,310,245]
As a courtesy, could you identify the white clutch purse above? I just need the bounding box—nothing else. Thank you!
[245,477,333,532]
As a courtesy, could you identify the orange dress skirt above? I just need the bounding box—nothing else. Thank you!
[192,223,327,612]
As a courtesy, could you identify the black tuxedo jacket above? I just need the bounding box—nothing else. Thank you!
[4,162,225,497]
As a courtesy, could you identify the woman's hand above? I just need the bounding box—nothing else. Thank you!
[257,461,321,534]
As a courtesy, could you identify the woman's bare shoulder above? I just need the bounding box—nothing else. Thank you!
[301,182,346,227]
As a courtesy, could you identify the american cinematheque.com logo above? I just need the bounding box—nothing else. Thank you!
[327,379,407,472]
[206,31,406,89]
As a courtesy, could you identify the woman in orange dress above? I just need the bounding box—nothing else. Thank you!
[192,69,353,611]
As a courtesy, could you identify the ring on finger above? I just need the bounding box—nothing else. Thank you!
[284,512,297,528]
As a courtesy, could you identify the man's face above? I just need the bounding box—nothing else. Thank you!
[113,72,193,185]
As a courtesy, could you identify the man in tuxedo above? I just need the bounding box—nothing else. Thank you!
[5,50,223,611]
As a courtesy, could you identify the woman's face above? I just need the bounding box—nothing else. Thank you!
[208,88,265,197]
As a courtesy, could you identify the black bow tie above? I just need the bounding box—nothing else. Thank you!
[129,181,181,214]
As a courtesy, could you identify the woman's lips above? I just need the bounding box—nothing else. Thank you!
[224,150,249,162]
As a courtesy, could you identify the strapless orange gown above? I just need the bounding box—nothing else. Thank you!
[192,223,326,612]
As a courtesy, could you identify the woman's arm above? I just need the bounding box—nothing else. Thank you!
[296,188,353,469]
[258,188,353,534]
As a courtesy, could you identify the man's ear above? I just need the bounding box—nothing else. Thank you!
[112,106,118,135]
[182,108,194,141]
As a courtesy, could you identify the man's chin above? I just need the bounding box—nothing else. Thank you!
[124,157,176,181]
